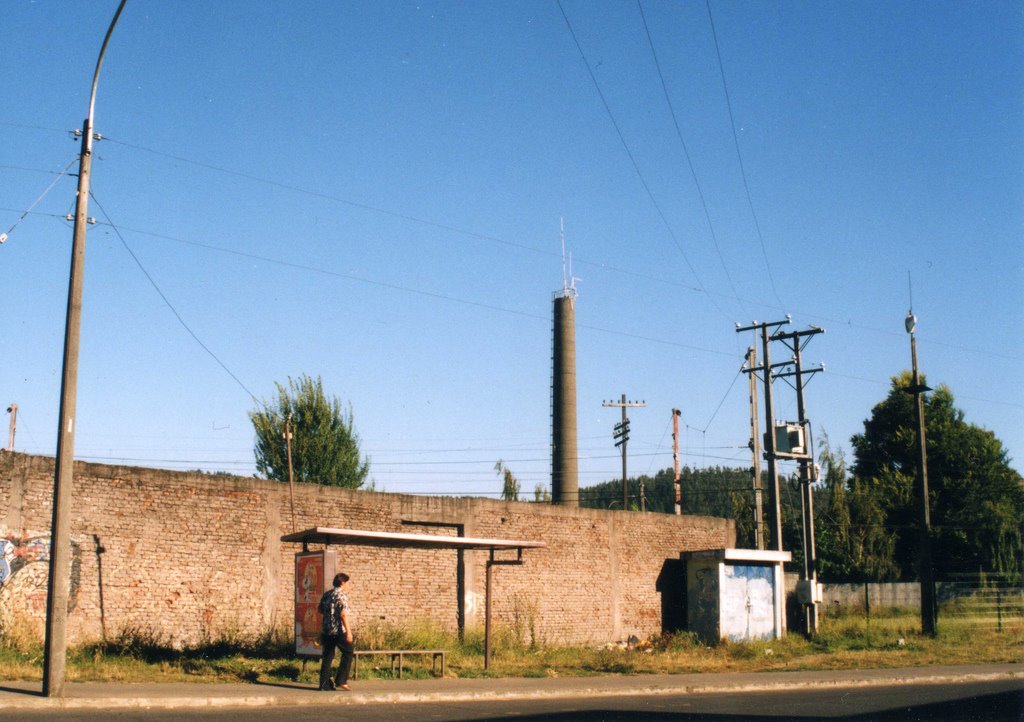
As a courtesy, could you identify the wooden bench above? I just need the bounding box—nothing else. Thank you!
[351,649,446,679]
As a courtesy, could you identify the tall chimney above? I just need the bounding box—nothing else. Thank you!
[551,291,579,505]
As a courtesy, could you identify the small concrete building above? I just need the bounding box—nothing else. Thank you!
[684,548,791,644]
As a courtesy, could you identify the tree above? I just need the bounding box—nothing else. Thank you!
[850,372,1023,580]
[494,459,520,502]
[815,430,901,582]
[250,374,369,489]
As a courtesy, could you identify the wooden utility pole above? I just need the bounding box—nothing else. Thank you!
[774,326,824,636]
[603,394,645,509]
[906,311,936,635]
[672,408,682,515]
[744,348,765,549]
[737,319,790,551]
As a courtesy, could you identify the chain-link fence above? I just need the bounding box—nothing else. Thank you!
[789,573,1024,632]
[938,573,1024,632]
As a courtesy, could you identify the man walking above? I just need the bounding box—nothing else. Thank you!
[318,571,354,691]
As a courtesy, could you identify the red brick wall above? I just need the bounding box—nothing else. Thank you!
[0,452,733,647]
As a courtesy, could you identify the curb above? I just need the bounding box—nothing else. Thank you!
[1,669,1021,711]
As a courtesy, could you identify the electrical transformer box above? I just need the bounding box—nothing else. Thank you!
[772,424,805,455]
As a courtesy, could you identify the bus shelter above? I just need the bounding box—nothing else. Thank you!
[281,526,546,669]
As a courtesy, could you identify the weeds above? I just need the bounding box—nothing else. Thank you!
[0,610,1019,684]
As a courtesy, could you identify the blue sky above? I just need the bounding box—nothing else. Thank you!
[2,1,1021,500]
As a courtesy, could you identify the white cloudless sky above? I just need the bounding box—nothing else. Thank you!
[2,1,1021,499]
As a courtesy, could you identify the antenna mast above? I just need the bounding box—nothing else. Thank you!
[560,217,568,293]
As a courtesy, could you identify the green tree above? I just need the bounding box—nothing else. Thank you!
[494,460,520,501]
[815,431,855,580]
[851,372,1023,579]
[250,374,369,488]
[815,429,901,582]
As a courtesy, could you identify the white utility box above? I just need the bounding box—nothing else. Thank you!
[683,548,791,644]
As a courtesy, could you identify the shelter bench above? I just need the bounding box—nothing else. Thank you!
[351,649,446,679]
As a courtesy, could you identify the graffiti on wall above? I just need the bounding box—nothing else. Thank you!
[0,530,81,612]
[0,531,51,586]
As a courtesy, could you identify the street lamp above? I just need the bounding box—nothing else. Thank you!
[43,0,128,697]
[905,310,936,636]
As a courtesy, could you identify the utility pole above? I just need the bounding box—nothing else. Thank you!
[906,310,936,635]
[736,318,790,551]
[284,412,296,533]
[744,348,765,550]
[44,0,127,698]
[5,404,16,452]
[671,408,682,515]
[603,394,646,510]
[774,326,825,636]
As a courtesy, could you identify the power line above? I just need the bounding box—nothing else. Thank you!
[555,0,730,318]
[92,219,738,357]
[636,0,746,317]
[6,150,1015,366]
[696,362,745,432]
[1,157,77,244]
[704,0,784,306]
[88,192,262,407]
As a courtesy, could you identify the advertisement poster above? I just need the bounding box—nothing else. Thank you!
[295,551,331,657]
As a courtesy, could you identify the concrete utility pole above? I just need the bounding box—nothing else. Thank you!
[744,348,765,550]
[736,319,791,551]
[5,404,16,452]
[672,408,682,515]
[603,394,645,510]
[44,0,128,698]
[906,310,936,636]
[773,326,825,636]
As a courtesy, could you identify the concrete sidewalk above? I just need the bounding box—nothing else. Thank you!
[0,664,1020,712]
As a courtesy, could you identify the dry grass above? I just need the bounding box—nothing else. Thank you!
[0,612,1019,685]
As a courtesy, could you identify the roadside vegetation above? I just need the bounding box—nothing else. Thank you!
[0,609,1019,685]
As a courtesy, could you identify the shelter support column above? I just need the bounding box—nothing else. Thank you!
[484,548,523,670]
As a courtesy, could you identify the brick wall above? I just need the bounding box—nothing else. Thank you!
[0,452,733,647]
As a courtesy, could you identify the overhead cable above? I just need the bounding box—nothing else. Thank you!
[555,0,730,318]
[704,0,784,306]
[637,0,745,316]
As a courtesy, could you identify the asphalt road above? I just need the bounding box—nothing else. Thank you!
[4,679,1022,721]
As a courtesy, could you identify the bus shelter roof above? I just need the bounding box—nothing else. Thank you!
[280,526,546,552]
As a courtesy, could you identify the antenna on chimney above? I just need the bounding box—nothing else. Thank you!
[559,217,579,298]
[560,217,568,293]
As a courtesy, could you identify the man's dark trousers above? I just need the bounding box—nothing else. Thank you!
[319,634,354,689]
